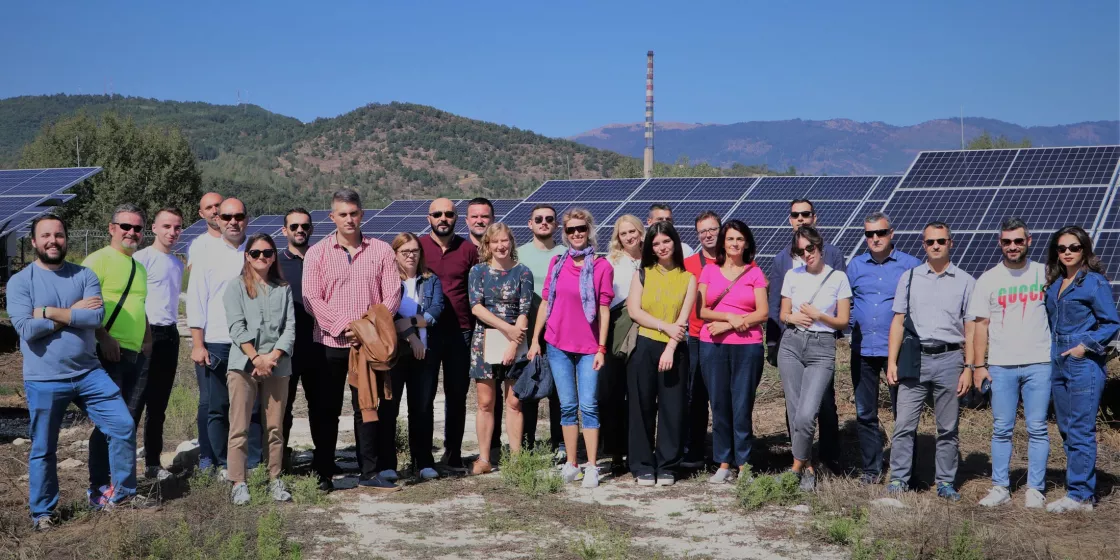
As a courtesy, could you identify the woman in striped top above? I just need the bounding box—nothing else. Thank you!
[624,221,696,486]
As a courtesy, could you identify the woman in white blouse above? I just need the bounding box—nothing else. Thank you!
[601,214,645,471]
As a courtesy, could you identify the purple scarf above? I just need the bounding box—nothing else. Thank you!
[545,246,597,323]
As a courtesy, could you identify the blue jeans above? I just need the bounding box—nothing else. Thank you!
[25,370,136,518]
[700,341,763,467]
[989,364,1050,490]
[194,363,213,467]
[1051,343,1106,502]
[90,348,147,493]
[546,344,599,429]
[204,342,262,469]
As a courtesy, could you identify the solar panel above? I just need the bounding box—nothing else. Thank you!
[1095,232,1120,280]
[808,176,879,200]
[869,176,901,200]
[381,199,430,214]
[580,178,646,201]
[749,176,818,199]
[1002,147,1120,187]
[900,150,1018,188]
[0,167,101,237]
[689,177,758,201]
[882,189,995,232]
[630,178,705,201]
[978,187,1107,230]
[524,180,595,202]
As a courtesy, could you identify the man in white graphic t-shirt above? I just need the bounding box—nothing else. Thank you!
[970,217,1051,509]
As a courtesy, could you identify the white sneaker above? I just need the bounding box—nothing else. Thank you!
[581,465,600,488]
[561,463,581,483]
[220,468,230,482]
[419,467,439,480]
[1024,488,1045,509]
[978,486,1011,507]
[378,469,399,482]
[230,482,250,506]
[709,468,734,485]
[1046,495,1094,513]
[656,474,675,486]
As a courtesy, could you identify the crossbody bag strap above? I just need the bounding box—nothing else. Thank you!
[805,268,837,307]
[708,265,752,309]
[905,269,914,319]
[104,259,136,333]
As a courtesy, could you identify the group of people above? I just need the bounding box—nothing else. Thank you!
[10,186,1118,530]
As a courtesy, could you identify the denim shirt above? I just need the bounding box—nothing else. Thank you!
[847,249,922,356]
[397,274,444,340]
[1044,269,1120,358]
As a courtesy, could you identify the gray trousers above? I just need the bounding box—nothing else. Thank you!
[888,350,963,486]
[777,330,836,462]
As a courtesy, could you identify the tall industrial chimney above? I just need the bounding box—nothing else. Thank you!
[643,50,654,178]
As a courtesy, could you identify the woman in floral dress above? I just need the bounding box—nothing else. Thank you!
[469,223,534,474]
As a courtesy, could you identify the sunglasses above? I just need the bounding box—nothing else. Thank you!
[999,238,1026,247]
[220,213,246,222]
[863,228,891,238]
[924,238,949,246]
[247,249,276,259]
[113,222,144,233]
[533,215,555,224]
[789,211,814,219]
[429,211,455,219]
[565,225,589,235]
[288,223,312,232]
[792,244,820,257]
[1056,244,1083,254]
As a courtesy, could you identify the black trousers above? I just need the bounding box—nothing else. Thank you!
[282,341,324,470]
[599,351,629,459]
[311,346,352,480]
[627,336,687,477]
[850,352,898,476]
[427,329,472,464]
[142,325,180,468]
[91,347,148,490]
[684,336,710,463]
[376,350,439,471]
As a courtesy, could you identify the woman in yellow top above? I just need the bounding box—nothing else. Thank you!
[625,221,697,487]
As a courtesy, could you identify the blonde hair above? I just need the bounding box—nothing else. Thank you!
[561,207,597,249]
[478,223,518,264]
[608,214,645,264]
[391,232,431,280]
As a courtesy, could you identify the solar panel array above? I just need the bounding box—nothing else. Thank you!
[0,167,100,237]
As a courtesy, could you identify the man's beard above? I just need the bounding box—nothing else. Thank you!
[433,223,453,237]
[1006,251,1026,264]
[36,245,66,265]
[206,216,221,231]
[534,230,553,242]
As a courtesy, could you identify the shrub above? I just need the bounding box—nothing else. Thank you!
[499,446,563,498]
[735,468,802,511]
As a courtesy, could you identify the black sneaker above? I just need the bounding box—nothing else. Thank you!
[636,473,656,487]
[359,475,400,492]
[317,475,334,492]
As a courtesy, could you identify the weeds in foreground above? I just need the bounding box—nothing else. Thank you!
[934,522,984,560]
[571,515,631,560]
[164,385,199,444]
[813,506,868,546]
[500,446,563,498]
[734,468,802,511]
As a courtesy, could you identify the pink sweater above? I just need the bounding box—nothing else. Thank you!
[542,255,614,354]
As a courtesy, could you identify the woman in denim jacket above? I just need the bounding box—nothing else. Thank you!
[1043,226,1120,513]
[378,232,445,482]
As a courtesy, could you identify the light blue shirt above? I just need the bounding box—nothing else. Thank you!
[847,249,922,356]
[7,262,105,381]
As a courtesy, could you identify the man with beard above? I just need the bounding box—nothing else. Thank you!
[81,203,152,506]
[9,214,136,529]
[681,210,722,468]
[187,192,224,270]
[971,218,1051,509]
[187,198,262,479]
[277,208,324,476]
[419,198,479,472]
[135,208,186,482]
[516,204,565,452]
[466,197,494,247]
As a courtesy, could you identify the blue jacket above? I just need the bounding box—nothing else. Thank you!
[397,274,444,339]
[1044,269,1120,358]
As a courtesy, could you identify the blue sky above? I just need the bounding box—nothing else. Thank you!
[3,0,1117,137]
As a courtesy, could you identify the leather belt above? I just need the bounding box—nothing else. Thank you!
[921,343,961,355]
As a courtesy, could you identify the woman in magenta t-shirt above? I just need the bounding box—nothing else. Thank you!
[528,207,614,488]
[697,220,769,484]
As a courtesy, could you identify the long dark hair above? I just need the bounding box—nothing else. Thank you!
[640,221,684,269]
[1045,225,1106,286]
[715,219,756,266]
[241,233,286,299]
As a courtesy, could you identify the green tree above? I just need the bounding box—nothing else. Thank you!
[19,112,203,229]
[967,131,1032,150]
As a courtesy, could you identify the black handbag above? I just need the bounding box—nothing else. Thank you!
[897,269,922,380]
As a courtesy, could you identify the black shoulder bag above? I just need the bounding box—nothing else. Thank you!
[896,269,922,380]
[104,260,137,333]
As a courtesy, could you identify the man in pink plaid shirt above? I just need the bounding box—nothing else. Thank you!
[302,189,402,492]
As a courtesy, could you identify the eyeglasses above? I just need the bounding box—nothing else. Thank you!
[789,211,814,219]
[247,249,276,259]
[220,213,246,222]
[924,238,949,246]
[999,238,1026,247]
[565,225,589,235]
[112,222,144,233]
[429,211,455,219]
[398,249,420,256]
[532,215,555,224]
[863,229,891,239]
[288,223,312,232]
[1056,244,1083,254]
[697,226,720,236]
[792,244,820,257]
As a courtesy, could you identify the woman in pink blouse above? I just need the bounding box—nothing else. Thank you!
[527,207,614,488]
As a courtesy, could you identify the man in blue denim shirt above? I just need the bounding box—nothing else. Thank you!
[845,212,920,483]
[7,215,137,530]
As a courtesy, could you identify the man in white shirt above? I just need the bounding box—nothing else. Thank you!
[186,197,261,473]
[187,192,224,270]
[647,204,694,257]
[133,207,185,481]
[971,218,1051,509]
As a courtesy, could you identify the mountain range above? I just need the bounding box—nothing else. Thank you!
[571,118,1120,175]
